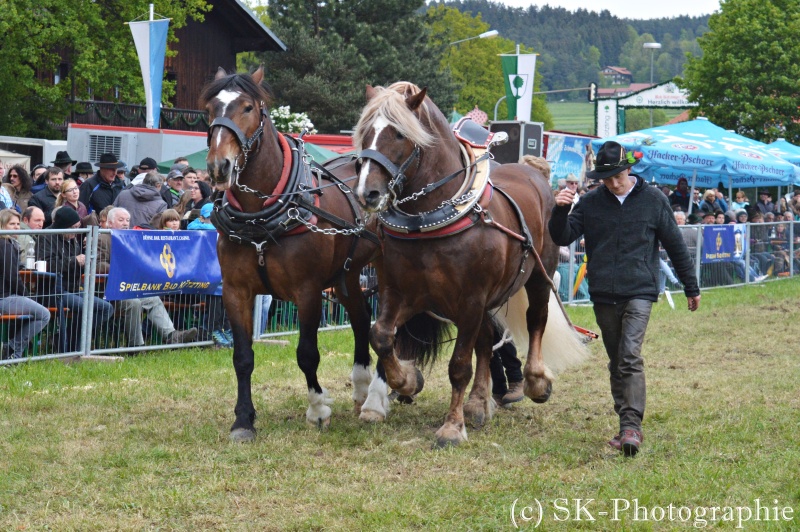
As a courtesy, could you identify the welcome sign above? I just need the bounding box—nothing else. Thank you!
[105,230,222,300]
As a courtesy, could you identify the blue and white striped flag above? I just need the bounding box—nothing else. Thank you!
[129,18,169,129]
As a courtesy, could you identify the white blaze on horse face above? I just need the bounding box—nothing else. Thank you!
[356,115,389,199]
[213,90,241,148]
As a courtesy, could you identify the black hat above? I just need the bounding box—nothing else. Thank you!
[51,151,77,165]
[138,157,158,171]
[74,162,93,173]
[586,141,640,181]
[758,189,770,196]
[95,153,124,169]
[51,207,82,229]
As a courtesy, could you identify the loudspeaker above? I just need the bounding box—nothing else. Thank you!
[488,121,544,164]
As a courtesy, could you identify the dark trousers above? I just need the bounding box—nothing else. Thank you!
[593,299,652,432]
[490,329,523,396]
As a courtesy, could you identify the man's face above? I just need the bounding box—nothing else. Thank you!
[677,181,687,192]
[32,168,47,182]
[99,167,116,183]
[23,208,45,230]
[47,172,64,193]
[565,180,579,191]
[169,177,184,191]
[760,193,770,202]
[109,212,131,230]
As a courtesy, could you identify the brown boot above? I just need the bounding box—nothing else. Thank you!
[502,381,524,404]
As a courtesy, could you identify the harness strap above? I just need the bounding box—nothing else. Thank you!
[491,186,534,250]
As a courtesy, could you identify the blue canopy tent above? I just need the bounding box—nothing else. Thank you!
[766,139,800,188]
[591,118,799,213]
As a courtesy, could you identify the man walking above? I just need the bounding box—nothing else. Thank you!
[548,141,701,457]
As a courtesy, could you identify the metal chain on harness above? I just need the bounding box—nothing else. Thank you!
[284,207,368,237]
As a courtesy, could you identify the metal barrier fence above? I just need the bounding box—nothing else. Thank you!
[556,221,797,304]
[0,226,378,365]
[1,221,794,364]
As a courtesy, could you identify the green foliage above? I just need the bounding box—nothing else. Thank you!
[624,108,668,132]
[0,0,210,138]
[425,5,552,129]
[679,0,800,142]
[444,1,708,100]
[257,0,459,133]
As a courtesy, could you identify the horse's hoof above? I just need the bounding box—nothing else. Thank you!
[464,398,492,429]
[413,367,425,395]
[526,380,553,404]
[389,390,415,404]
[359,408,386,423]
[354,400,365,416]
[229,428,256,442]
[433,424,467,449]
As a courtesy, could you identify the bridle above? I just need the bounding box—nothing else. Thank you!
[357,145,421,201]
[207,100,268,177]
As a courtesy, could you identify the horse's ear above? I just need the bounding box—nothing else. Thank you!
[215,67,227,80]
[252,65,264,85]
[406,87,427,111]
[365,85,377,101]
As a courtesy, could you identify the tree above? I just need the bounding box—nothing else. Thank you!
[0,0,209,138]
[679,0,800,142]
[624,108,667,132]
[425,5,553,128]
[260,0,459,133]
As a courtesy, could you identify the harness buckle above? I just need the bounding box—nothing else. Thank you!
[342,257,353,272]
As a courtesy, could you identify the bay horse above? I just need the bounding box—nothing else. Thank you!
[202,67,386,441]
[352,82,588,447]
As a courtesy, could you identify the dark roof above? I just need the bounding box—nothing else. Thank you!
[211,0,286,53]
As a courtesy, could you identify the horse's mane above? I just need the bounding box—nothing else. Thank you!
[199,70,273,108]
[353,82,437,150]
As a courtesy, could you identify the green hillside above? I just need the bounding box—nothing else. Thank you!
[546,102,686,136]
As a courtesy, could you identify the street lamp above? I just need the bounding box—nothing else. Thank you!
[643,42,661,127]
[449,30,499,46]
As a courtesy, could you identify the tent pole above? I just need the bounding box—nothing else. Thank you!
[688,170,697,216]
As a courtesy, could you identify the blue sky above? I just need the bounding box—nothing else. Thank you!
[496,0,720,19]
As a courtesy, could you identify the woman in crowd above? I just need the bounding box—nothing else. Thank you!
[156,209,181,230]
[30,164,48,194]
[180,180,212,228]
[0,209,50,360]
[54,178,89,225]
[3,165,33,211]
[730,190,750,211]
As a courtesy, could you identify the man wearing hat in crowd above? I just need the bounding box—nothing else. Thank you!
[548,140,701,457]
[51,151,77,181]
[130,157,159,186]
[756,189,775,215]
[78,153,126,214]
[161,168,185,208]
[73,162,94,186]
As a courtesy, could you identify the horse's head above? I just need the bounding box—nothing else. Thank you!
[201,66,272,192]
[353,83,436,212]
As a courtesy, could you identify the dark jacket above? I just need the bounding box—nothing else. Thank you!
[161,186,182,209]
[38,232,85,293]
[28,187,59,227]
[113,184,167,228]
[0,237,27,298]
[549,176,700,304]
[78,172,124,214]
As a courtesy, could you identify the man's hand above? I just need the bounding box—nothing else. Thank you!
[687,295,700,312]
[75,253,86,267]
[554,188,575,207]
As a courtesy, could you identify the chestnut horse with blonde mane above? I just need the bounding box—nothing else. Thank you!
[352,82,588,447]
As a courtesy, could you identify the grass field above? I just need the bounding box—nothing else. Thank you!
[2,280,799,530]
[547,101,687,136]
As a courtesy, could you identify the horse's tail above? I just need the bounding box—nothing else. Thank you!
[395,313,451,369]
[496,288,589,374]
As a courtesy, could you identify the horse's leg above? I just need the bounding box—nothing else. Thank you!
[295,295,333,429]
[335,272,373,415]
[362,290,424,402]
[434,316,482,448]
[464,313,496,429]
[523,274,554,403]
[227,287,259,442]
